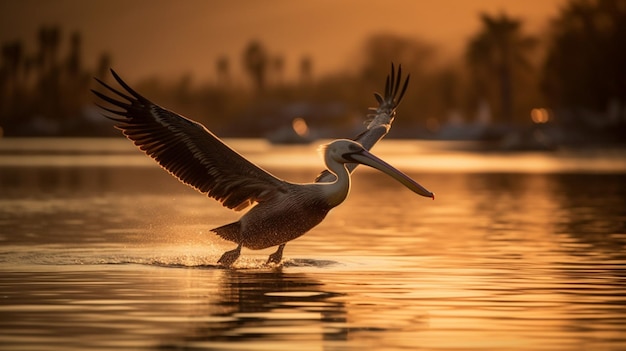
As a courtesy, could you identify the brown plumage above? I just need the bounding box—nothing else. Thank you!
[92,67,433,267]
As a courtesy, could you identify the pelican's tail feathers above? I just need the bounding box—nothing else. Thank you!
[211,221,241,244]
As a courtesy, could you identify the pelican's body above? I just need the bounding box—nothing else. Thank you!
[214,182,334,250]
[93,66,433,266]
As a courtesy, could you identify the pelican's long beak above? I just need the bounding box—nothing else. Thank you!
[349,149,435,199]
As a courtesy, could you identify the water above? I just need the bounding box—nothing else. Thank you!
[1,138,625,350]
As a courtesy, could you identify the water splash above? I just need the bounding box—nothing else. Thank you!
[0,245,341,270]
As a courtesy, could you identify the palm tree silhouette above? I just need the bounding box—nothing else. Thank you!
[467,13,536,125]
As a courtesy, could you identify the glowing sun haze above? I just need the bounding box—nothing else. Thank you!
[1,0,563,82]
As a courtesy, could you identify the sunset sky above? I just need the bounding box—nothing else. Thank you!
[1,0,564,83]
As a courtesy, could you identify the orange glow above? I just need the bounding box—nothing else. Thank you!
[292,117,309,137]
[530,108,550,124]
[0,1,563,82]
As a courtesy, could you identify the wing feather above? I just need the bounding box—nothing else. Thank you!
[92,69,287,211]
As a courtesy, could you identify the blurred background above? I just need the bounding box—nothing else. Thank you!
[2,3,626,349]
[0,0,624,149]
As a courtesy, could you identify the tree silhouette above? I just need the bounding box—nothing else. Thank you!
[0,25,113,136]
[37,26,61,73]
[216,55,230,86]
[1,41,23,96]
[34,26,63,122]
[359,33,437,126]
[242,40,269,92]
[360,33,434,85]
[66,32,81,77]
[299,55,312,85]
[0,41,25,124]
[466,13,537,125]
[542,0,626,113]
[271,54,285,86]
[96,52,112,80]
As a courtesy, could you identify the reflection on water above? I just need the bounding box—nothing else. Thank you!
[164,269,348,349]
[1,138,625,350]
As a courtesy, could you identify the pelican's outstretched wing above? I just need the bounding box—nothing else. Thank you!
[316,63,409,183]
[92,69,287,211]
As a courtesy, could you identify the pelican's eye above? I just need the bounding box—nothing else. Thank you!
[341,143,364,162]
[348,144,361,153]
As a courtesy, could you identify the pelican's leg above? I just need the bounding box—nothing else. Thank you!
[218,243,242,267]
[266,243,286,264]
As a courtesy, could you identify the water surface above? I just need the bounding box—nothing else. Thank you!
[1,138,625,350]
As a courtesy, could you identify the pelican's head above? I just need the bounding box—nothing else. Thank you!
[321,139,370,163]
[322,139,434,199]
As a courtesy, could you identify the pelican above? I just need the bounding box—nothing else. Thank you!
[92,67,434,266]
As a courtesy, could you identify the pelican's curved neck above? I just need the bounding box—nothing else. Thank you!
[322,155,351,208]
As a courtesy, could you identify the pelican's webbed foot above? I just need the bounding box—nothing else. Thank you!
[266,244,286,265]
[218,243,242,267]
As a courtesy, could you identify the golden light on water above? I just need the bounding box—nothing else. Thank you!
[1,137,626,350]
